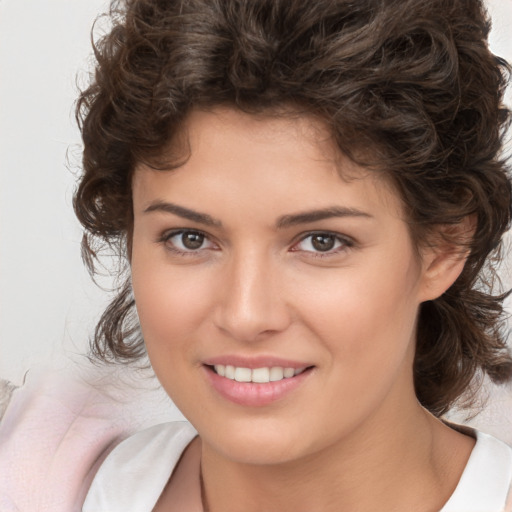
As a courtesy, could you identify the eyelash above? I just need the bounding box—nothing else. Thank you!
[158,229,218,257]
[158,229,354,258]
[291,231,354,258]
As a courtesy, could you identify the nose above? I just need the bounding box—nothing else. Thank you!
[213,250,292,343]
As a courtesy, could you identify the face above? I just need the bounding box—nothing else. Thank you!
[131,108,433,466]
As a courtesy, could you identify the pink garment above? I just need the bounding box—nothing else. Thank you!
[0,366,176,512]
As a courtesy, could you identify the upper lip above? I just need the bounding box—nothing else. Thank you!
[203,355,313,369]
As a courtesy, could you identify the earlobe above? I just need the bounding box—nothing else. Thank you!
[417,216,476,302]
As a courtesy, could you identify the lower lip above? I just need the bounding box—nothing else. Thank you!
[203,366,313,407]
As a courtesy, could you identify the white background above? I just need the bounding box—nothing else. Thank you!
[1,0,511,386]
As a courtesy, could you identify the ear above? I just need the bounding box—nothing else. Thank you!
[417,215,476,302]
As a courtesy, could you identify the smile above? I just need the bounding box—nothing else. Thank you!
[203,361,314,407]
[213,365,307,383]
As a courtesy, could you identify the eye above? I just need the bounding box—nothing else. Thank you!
[292,232,353,255]
[161,229,216,254]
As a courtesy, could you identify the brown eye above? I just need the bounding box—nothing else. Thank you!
[163,230,215,253]
[311,234,336,252]
[181,232,205,250]
[292,232,351,256]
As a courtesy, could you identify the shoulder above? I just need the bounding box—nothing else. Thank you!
[83,421,197,512]
[442,428,512,512]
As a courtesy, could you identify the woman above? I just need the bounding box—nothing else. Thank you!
[78,0,512,510]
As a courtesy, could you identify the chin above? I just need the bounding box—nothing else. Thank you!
[215,435,303,466]
[195,415,322,466]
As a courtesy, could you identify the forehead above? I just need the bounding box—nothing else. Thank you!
[157,107,342,174]
[132,107,404,221]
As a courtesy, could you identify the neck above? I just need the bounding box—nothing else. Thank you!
[200,398,473,512]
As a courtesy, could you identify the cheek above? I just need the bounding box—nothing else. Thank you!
[130,248,214,357]
[293,249,422,370]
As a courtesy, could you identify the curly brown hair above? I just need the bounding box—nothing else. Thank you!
[75,0,512,416]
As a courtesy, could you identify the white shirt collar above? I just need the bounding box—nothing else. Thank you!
[441,429,512,512]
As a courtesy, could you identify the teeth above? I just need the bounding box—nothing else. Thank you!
[283,368,295,378]
[213,365,306,383]
[269,367,284,381]
[251,367,270,383]
[225,365,235,379]
[234,367,252,382]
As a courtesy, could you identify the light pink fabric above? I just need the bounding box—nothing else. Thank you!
[0,366,177,512]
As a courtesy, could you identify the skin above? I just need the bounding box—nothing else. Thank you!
[131,107,475,512]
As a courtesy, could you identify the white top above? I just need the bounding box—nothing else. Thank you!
[83,421,512,512]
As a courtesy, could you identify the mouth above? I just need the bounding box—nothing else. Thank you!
[208,364,309,383]
[202,362,315,406]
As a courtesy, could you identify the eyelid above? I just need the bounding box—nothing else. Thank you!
[158,228,218,254]
[290,231,355,255]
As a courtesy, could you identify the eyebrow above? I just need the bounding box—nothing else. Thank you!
[144,201,222,227]
[144,201,372,229]
[276,206,372,228]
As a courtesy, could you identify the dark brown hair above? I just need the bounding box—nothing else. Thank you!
[75,0,512,416]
